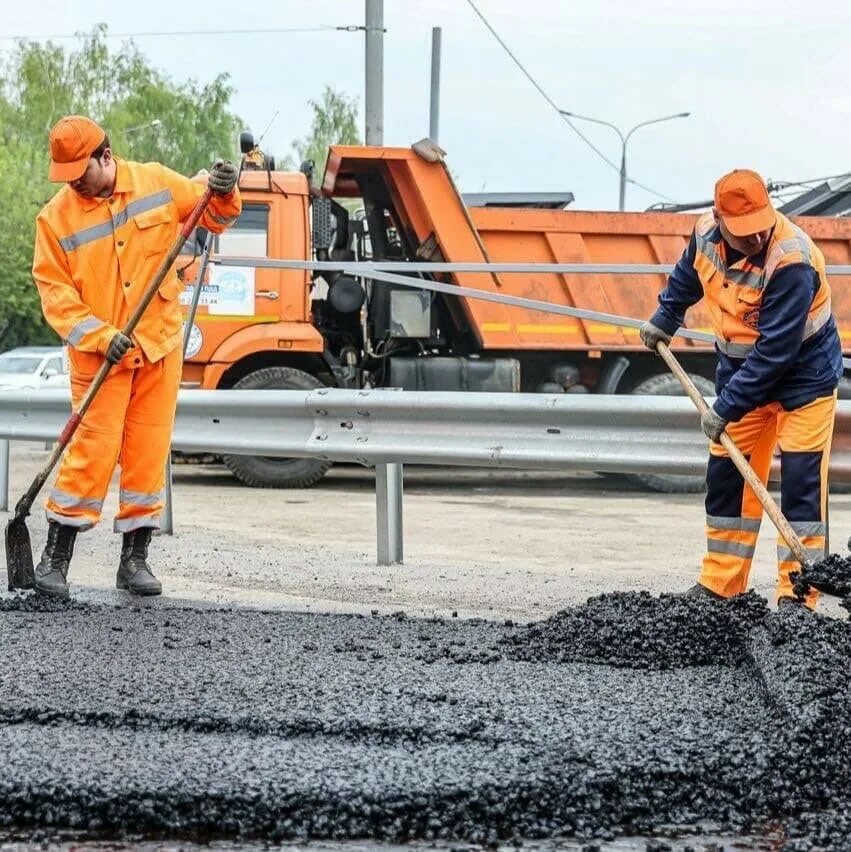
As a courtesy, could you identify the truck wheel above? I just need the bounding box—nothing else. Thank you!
[221,366,333,488]
[629,371,714,494]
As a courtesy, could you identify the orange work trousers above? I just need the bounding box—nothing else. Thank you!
[699,392,836,606]
[45,346,182,532]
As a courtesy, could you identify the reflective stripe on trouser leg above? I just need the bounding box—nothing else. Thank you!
[46,491,105,530]
[45,365,133,530]
[114,347,182,532]
[775,392,837,605]
[699,404,778,597]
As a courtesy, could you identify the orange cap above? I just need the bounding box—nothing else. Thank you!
[714,169,776,237]
[48,116,106,182]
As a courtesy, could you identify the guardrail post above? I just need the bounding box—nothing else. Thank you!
[0,439,8,512]
[160,457,175,535]
[376,462,403,565]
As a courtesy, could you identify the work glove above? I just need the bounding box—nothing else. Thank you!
[208,159,238,195]
[638,320,672,352]
[105,332,132,365]
[701,405,728,443]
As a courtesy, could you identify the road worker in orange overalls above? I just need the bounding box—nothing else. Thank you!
[31,116,241,598]
[640,169,842,610]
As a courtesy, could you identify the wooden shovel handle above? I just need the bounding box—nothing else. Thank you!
[655,340,813,568]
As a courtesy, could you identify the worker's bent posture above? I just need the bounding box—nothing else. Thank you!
[32,115,241,598]
[640,169,842,609]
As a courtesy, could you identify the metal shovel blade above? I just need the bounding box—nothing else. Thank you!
[5,515,34,591]
[791,555,851,601]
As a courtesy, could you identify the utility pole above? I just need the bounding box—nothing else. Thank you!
[429,26,442,142]
[364,0,384,145]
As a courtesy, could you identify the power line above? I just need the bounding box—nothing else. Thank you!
[768,171,851,191]
[462,0,674,203]
[0,25,360,41]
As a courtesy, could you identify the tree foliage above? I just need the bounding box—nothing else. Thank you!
[286,86,361,184]
[0,25,242,347]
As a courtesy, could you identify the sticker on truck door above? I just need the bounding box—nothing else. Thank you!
[205,267,256,316]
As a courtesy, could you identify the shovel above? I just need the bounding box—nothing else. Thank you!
[654,340,822,582]
[5,187,213,591]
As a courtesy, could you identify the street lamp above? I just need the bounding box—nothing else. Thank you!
[558,110,690,210]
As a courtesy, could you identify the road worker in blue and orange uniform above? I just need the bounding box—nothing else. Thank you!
[640,169,842,610]
[31,115,242,599]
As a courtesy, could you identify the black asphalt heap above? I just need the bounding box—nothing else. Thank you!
[0,590,849,849]
[792,554,851,614]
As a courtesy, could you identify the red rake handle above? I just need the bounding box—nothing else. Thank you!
[56,412,82,447]
[12,188,214,519]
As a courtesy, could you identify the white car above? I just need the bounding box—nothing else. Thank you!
[0,346,70,390]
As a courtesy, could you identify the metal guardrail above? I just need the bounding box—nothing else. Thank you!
[1,388,851,564]
[0,387,715,471]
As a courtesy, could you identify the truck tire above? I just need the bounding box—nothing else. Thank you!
[221,366,333,488]
[629,370,715,494]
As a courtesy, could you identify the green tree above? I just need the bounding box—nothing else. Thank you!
[0,25,243,347]
[0,138,53,347]
[286,86,361,185]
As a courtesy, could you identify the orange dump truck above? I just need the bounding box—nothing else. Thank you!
[177,137,851,489]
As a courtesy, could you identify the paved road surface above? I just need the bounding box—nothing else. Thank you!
[2,445,849,620]
[1,446,849,849]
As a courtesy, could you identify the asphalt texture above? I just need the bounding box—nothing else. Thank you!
[1,590,850,850]
[792,554,851,612]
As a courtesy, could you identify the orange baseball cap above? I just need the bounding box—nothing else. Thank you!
[714,169,776,237]
[48,116,107,182]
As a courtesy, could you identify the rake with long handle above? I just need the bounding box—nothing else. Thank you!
[5,187,213,591]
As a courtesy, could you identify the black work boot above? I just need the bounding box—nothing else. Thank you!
[34,521,78,599]
[116,528,162,596]
[682,582,725,601]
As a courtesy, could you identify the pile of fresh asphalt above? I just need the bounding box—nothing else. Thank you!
[0,584,849,849]
[792,553,851,614]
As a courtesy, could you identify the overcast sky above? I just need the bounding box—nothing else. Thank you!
[4,0,850,210]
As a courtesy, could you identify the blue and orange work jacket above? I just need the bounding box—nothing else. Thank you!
[651,211,842,421]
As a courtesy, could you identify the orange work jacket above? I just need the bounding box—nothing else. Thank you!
[32,159,241,375]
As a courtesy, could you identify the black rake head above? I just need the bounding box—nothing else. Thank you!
[5,515,34,591]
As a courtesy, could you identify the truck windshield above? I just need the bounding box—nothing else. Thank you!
[218,204,269,258]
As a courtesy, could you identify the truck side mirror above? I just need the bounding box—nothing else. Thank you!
[239,132,255,155]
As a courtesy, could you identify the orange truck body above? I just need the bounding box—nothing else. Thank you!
[321,145,851,357]
[176,141,851,486]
